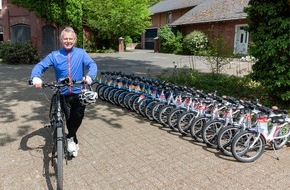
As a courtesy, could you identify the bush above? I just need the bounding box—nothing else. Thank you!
[0,41,39,64]
[182,30,208,55]
[244,0,290,102]
[158,25,183,54]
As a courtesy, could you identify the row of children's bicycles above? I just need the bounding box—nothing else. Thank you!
[93,71,290,163]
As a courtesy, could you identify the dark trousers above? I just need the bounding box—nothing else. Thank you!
[61,94,86,144]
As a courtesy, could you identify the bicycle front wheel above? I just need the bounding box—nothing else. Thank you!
[231,130,265,163]
[56,124,64,190]
[202,120,224,148]
[217,125,242,157]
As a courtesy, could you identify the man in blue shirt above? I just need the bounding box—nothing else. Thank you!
[31,26,98,157]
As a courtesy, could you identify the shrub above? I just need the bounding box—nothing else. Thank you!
[158,25,183,54]
[244,0,290,102]
[182,30,208,55]
[0,41,39,64]
[204,32,233,74]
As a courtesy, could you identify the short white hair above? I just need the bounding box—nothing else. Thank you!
[60,26,77,40]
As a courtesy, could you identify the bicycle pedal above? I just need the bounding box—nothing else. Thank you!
[44,123,51,128]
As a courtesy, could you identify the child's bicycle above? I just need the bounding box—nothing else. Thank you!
[29,78,88,190]
[231,107,290,163]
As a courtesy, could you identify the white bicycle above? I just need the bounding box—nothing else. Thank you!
[231,108,290,163]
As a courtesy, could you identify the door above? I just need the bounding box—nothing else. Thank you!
[145,28,157,49]
[42,25,57,55]
[234,25,249,55]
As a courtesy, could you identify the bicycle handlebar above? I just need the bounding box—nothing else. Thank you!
[28,78,85,89]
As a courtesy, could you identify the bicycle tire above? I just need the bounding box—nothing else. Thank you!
[273,123,290,150]
[145,100,159,120]
[113,89,125,105]
[56,123,64,190]
[231,130,265,163]
[103,86,113,102]
[107,87,118,104]
[132,95,143,113]
[151,102,166,122]
[138,98,152,117]
[217,125,242,156]
[158,105,175,127]
[128,93,139,111]
[123,92,136,109]
[177,111,197,136]
[190,116,209,142]
[117,91,128,108]
[97,85,108,100]
[95,83,104,94]
[202,120,224,148]
[167,108,186,132]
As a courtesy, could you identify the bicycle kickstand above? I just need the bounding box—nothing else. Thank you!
[272,144,279,160]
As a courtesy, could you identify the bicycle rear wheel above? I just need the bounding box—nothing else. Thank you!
[273,123,290,150]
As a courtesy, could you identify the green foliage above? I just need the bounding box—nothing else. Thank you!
[158,25,183,54]
[84,0,151,45]
[148,0,163,6]
[204,34,233,74]
[11,0,83,30]
[244,0,290,102]
[0,41,39,65]
[11,0,152,50]
[182,30,208,55]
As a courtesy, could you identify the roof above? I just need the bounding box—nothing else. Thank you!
[150,0,250,25]
[150,0,204,14]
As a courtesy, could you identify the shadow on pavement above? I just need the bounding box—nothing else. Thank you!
[19,127,55,190]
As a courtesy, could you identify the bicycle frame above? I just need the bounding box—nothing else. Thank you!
[248,116,290,149]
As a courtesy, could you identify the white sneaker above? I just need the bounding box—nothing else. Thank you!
[67,137,76,153]
[72,144,79,157]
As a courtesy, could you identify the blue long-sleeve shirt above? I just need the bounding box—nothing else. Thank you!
[31,47,98,95]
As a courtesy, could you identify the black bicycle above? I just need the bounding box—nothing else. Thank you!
[29,78,81,190]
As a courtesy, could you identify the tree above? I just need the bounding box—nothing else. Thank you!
[83,0,151,46]
[148,0,163,6]
[11,0,152,49]
[11,0,83,31]
[244,0,290,103]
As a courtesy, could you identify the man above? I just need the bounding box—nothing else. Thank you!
[31,26,98,157]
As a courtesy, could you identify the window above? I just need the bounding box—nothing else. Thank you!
[168,12,172,24]
[11,24,31,43]
[0,0,2,10]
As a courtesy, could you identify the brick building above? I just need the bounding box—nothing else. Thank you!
[143,0,250,55]
[0,0,63,57]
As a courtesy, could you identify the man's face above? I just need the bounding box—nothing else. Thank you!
[61,32,76,51]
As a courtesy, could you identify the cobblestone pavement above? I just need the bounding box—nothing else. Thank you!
[0,50,290,190]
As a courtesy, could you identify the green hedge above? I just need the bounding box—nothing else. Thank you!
[0,41,39,65]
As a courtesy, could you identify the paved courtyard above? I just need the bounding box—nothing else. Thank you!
[0,50,289,190]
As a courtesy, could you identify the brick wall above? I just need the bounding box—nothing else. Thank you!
[1,0,62,57]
